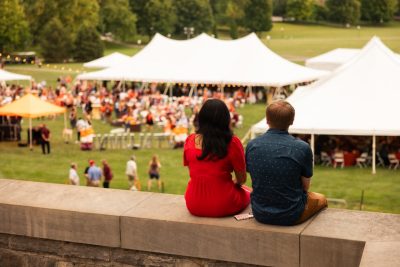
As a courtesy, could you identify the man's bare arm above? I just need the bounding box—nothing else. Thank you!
[301,177,311,192]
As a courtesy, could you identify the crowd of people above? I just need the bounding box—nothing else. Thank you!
[68,154,162,192]
[0,79,254,150]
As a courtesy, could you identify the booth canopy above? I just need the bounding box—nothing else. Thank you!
[83,52,131,68]
[78,33,327,87]
[0,94,66,118]
[252,36,400,136]
[305,47,400,71]
[0,69,31,81]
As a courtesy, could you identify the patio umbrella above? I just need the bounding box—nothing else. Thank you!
[0,94,66,149]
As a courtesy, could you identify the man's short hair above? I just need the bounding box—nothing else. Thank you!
[266,100,295,130]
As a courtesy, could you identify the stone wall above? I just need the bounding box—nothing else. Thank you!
[0,179,399,267]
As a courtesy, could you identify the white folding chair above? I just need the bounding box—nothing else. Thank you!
[333,152,344,169]
[388,154,399,170]
[356,152,368,168]
[320,152,332,166]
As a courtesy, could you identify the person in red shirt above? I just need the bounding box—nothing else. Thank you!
[102,159,113,188]
[183,99,250,217]
[40,124,51,154]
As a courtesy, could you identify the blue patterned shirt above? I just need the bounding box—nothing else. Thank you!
[245,129,313,225]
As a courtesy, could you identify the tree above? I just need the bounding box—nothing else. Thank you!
[326,0,361,24]
[0,0,31,52]
[140,0,177,38]
[23,0,99,45]
[100,0,137,41]
[73,26,104,62]
[273,0,287,16]
[243,0,273,32]
[226,0,247,38]
[40,18,72,62]
[129,0,147,34]
[173,0,214,35]
[286,0,314,21]
[361,0,397,23]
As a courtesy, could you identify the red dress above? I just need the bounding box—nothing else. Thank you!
[184,134,250,217]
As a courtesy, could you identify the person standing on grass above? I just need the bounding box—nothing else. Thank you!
[69,163,80,185]
[126,155,140,191]
[147,155,162,191]
[246,100,327,226]
[40,124,51,154]
[87,160,102,187]
[102,159,113,188]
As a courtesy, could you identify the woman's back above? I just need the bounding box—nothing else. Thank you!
[184,134,249,217]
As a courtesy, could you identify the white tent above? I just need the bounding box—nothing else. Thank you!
[305,47,400,71]
[83,52,131,68]
[0,69,31,81]
[251,37,400,173]
[77,33,327,87]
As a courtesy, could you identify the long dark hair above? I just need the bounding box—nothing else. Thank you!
[197,99,233,160]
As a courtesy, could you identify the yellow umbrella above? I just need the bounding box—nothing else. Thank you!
[0,94,66,149]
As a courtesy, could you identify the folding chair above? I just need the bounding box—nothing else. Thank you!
[356,152,368,168]
[320,152,332,166]
[388,154,399,170]
[333,152,344,169]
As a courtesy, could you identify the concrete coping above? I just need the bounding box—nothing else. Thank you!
[0,179,399,267]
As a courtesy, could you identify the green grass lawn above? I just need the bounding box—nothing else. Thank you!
[1,22,400,214]
[0,103,399,214]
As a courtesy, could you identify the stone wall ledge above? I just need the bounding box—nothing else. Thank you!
[0,179,398,267]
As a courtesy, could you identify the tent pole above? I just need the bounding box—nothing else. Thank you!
[189,84,198,98]
[163,83,169,95]
[311,134,315,166]
[372,135,376,174]
[29,117,33,150]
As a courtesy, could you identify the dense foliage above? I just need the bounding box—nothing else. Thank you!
[73,25,104,62]
[2,0,399,62]
[0,0,30,52]
[361,0,398,23]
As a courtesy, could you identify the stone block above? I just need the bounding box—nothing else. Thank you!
[300,236,365,267]
[301,208,400,242]
[0,180,153,247]
[300,209,400,267]
[0,248,25,267]
[0,233,9,248]
[9,235,63,255]
[121,193,309,267]
[359,241,400,267]
[0,179,13,190]
[61,242,111,261]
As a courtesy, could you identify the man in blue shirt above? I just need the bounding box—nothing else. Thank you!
[246,100,327,225]
[87,160,102,187]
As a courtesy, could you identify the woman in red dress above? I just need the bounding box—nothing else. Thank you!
[184,99,250,217]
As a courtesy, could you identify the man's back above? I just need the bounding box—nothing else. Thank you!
[246,129,313,225]
[88,166,102,181]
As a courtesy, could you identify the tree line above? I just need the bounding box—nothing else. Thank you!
[276,0,399,25]
[0,0,398,63]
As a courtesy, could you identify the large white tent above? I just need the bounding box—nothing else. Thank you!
[77,33,327,87]
[305,47,400,71]
[0,69,31,81]
[83,52,131,68]
[251,37,400,173]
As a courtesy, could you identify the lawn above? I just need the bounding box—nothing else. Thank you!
[1,22,400,214]
[0,103,399,214]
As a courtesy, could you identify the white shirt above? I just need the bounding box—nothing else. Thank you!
[76,119,87,131]
[126,160,137,176]
[69,168,80,185]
